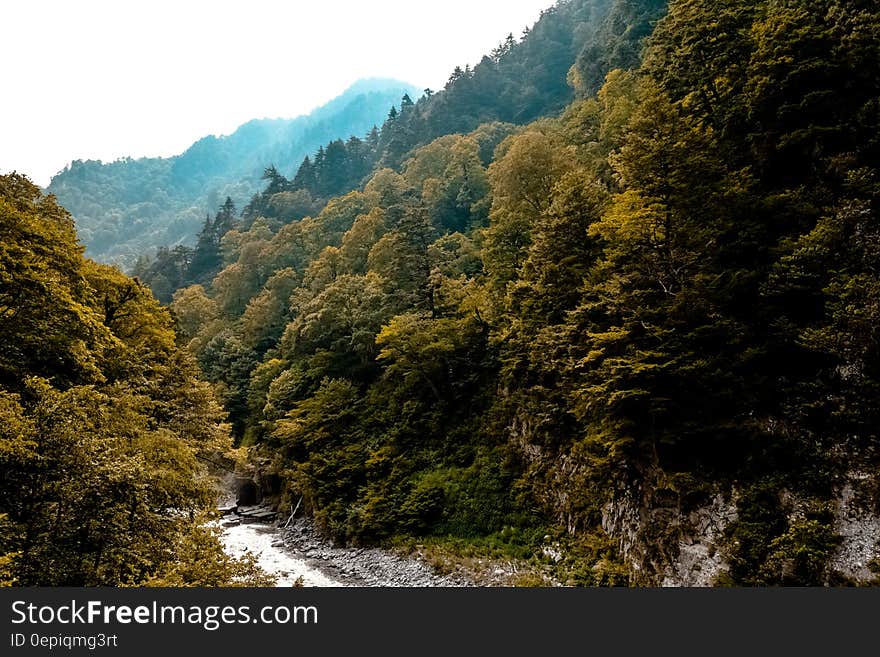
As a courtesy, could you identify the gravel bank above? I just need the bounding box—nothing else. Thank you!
[275,517,473,587]
[219,512,473,587]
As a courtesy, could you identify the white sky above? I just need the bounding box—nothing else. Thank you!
[1,0,554,187]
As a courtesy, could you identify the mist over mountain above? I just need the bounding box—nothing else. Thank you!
[46,78,420,268]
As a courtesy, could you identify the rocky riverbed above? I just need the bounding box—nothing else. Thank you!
[218,507,472,587]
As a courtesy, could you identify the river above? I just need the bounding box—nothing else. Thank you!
[217,512,471,587]
[219,519,344,586]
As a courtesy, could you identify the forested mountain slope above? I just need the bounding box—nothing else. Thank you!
[0,174,271,586]
[47,79,419,269]
[11,0,878,587]
[268,0,668,206]
[155,0,880,586]
[136,0,666,302]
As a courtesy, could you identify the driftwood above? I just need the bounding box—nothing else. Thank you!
[283,496,303,528]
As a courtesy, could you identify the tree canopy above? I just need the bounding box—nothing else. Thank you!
[0,174,267,586]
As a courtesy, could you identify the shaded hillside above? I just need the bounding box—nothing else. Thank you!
[0,174,270,586]
[239,0,668,218]
[136,0,659,302]
[5,0,879,588]
[162,0,880,586]
[47,79,420,269]
[290,0,624,199]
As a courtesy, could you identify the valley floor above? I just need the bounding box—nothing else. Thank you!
[218,514,473,587]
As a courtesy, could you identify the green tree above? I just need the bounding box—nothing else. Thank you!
[483,127,575,286]
[0,174,259,586]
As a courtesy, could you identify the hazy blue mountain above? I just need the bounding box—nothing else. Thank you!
[47,78,420,268]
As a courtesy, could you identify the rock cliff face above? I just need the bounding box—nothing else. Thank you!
[659,496,737,587]
[513,411,880,586]
[600,484,736,587]
[830,474,880,583]
[600,474,880,586]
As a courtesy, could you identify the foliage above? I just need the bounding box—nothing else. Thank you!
[32,0,880,586]
[48,81,420,269]
[0,174,261,586]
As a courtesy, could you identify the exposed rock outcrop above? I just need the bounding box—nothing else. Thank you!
[830,473,880,583]
[601,483,737,587]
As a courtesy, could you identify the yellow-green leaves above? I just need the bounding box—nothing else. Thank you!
[0,175,241,586]
[483,127,575,286]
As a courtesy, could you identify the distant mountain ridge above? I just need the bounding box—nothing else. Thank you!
[47,78,420,268]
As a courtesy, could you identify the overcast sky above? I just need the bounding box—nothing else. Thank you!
[1,0,554,186]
